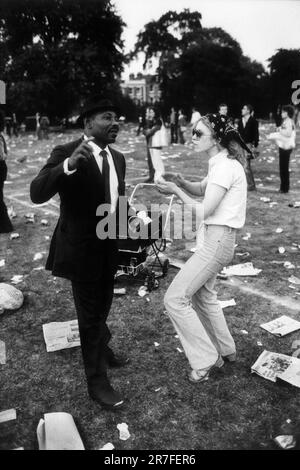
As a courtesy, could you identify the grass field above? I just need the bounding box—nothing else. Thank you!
[0,123,299,450]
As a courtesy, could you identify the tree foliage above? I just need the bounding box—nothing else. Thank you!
[132,9,272,117]
[268,48,300,109]
[0,0,126,119]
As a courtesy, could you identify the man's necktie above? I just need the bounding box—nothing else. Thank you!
[100,150,111,205]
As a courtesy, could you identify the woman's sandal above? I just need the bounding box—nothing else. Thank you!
[188,355,224,383]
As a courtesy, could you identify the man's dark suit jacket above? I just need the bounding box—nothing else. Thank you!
[237,116,259,147]
[30,137,126,282]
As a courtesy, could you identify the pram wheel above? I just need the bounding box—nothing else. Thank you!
[146,271,156,292]
[162,258,169,276]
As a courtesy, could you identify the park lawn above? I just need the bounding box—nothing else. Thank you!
[0,123,299,450]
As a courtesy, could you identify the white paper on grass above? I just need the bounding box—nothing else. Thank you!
[33,253,44,261]
[288,275,300,285]
[10,275,24,285]
[0,260,5,267]
[117,423,130,441]
[99,443,115,450]
[260,315,300,337]
[42,320,80,352]
[0,340,6,364]
[219,299,236,309]
[222,262,262,276]
[0,409,16,423]
[168,257,185,269]
[114,288,126,295]
[251,350,300,387]
[37,412,84,450]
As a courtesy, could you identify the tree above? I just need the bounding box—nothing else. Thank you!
[132,10,268,117]
[268,48,300,110]
[0,0,127,119]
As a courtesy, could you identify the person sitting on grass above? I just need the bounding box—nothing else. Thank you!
[156,114,251,384]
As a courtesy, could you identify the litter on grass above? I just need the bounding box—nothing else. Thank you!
[99,443,115,450]
[278,247,286,254]
[138,286,148,297]
[168,257,185,269]
[37,412,84,450]
[0,340,6,364]
[0,409,16,424]
[10,275,24,285]
[0,283,24,310]
[219,299,236,309]
[260,315,300,337]
[42,320,80,352]
[33,252,44,261]
[274,435,296,450]
[10,233,20,240]
[288,275,300,285]
[114,288,127,295]
[222,262,262,276]
[0,260,5,267]
[251,350,300,388]
[117,423,130,441]
[283,262,295,269]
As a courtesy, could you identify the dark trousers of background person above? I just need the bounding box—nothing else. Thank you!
[245,156,256,191]
[0,162,13,233]
[178,126,185,144]
[71,268,115,393]
[170,124,178,144]
[13,124,18,137]
[279,148,292,193]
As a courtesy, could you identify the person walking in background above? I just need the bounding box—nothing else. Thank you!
[40,115,50,140]
[136,114,143,136]
[217,103,234,126]
[178,109,187,144]
[156,114,249,384]
[143,107,165,183]
[12,113,18,137]
[169,107,178,144]
[238,104,259,191]
[5,116,12,138]
[36,112,41,140]
[0,112,13,233]
[267,105,296,193]
[143,107,155,182]
[190,107,201,127]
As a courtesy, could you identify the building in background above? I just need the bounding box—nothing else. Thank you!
[120,73,161,105]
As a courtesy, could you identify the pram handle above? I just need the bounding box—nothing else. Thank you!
[128,183,174,236]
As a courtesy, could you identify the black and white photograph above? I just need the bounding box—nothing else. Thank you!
[0,0,300,452]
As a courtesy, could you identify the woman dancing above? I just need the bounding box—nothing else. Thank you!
[156,114,251,383]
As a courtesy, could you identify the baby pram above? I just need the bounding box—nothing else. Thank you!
[116,183,174,291]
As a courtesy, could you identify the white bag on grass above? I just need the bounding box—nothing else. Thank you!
[0,283,24,311]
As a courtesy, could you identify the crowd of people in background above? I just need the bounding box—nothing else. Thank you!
[0,100,299,235]
[136,101,298,194]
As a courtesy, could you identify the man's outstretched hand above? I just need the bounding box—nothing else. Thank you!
[68,137,95,171]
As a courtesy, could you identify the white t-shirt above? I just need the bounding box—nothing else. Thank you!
[191,111,201,126]
[204,149,247,229]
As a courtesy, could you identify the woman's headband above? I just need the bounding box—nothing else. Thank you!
[200,113,253,156]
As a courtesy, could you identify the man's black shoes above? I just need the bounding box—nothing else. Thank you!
[106,354,130,368]
[89,382,124,410]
